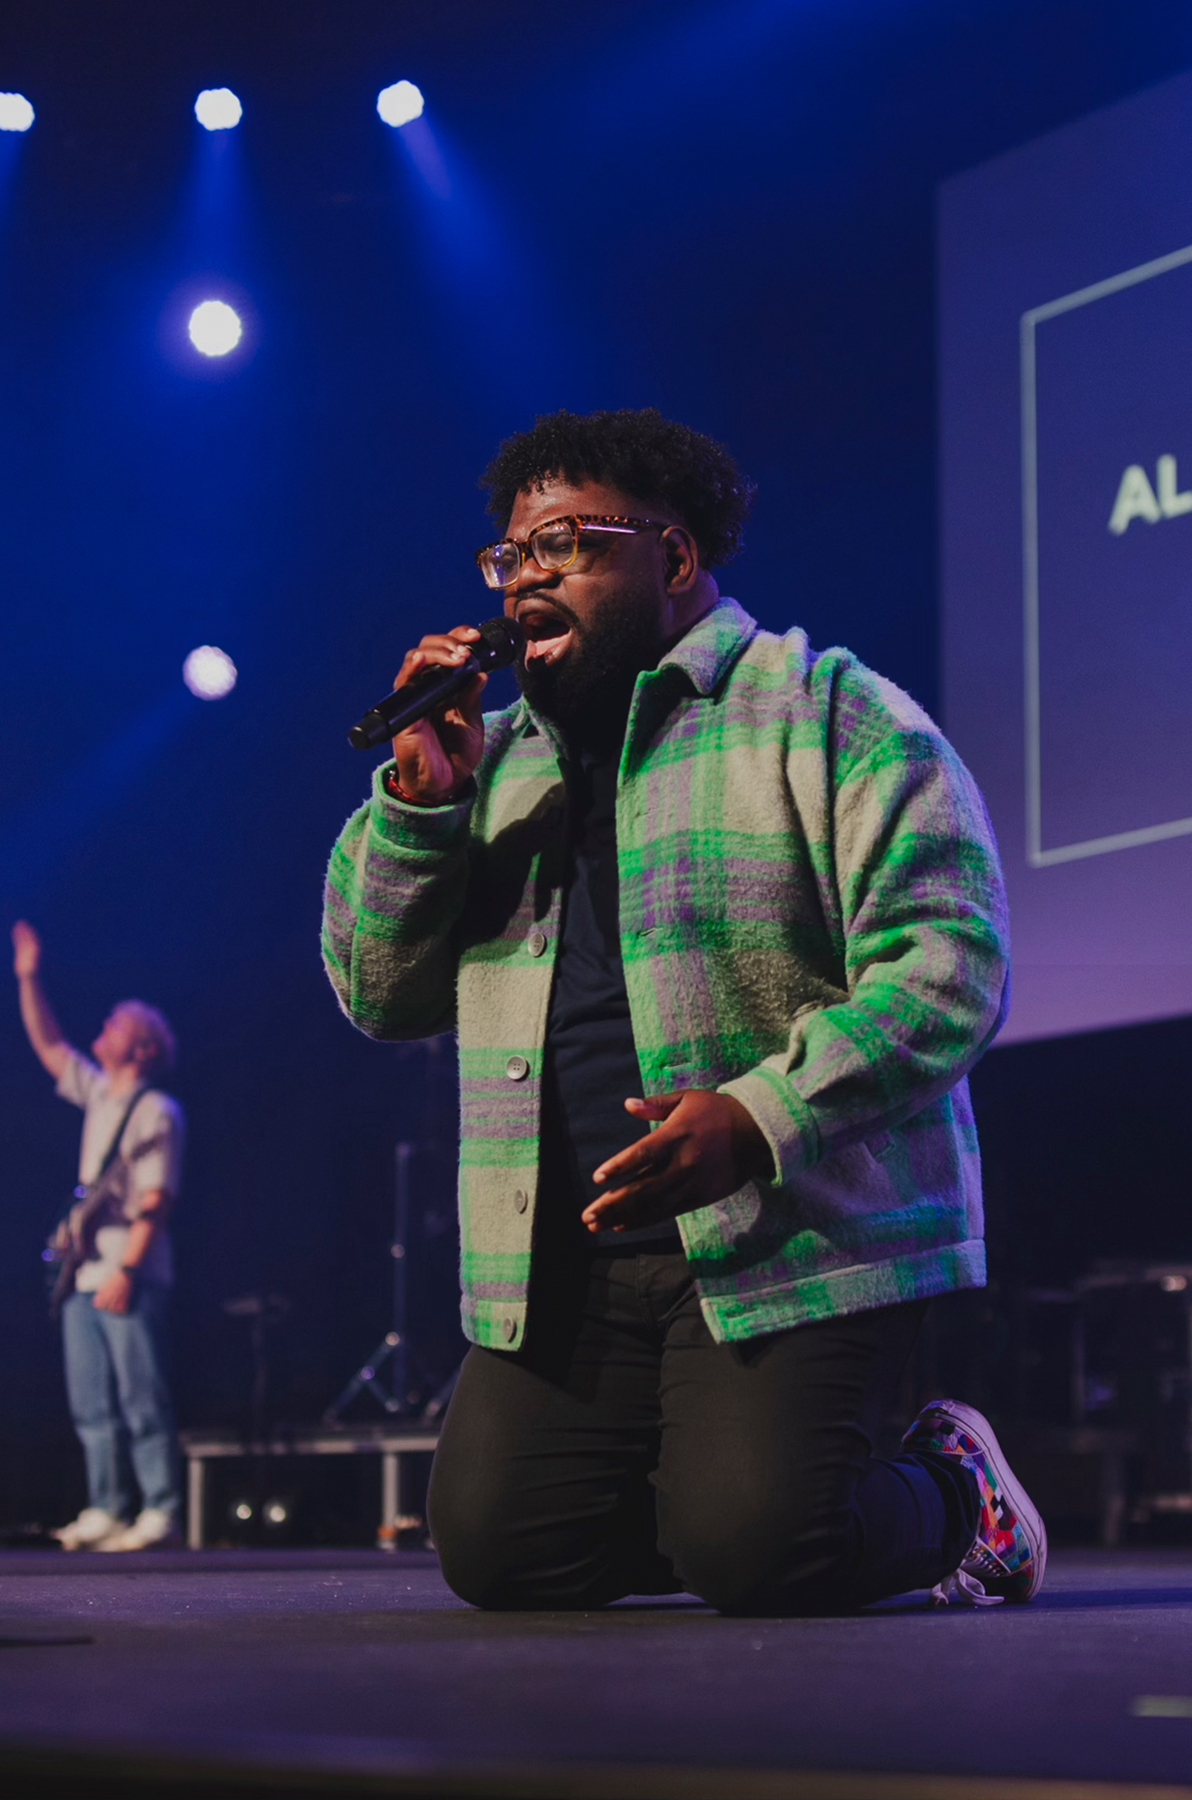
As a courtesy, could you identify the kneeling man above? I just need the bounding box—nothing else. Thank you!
[323,407,1043,1613]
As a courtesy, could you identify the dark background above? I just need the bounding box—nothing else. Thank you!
[2,0,1190,1530]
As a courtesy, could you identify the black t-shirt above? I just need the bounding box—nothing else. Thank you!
[543,746,681,1249]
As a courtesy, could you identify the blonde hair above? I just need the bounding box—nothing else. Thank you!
[115,1001,177,1077]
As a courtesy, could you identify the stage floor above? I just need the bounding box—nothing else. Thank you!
[0,1547,1189,1798]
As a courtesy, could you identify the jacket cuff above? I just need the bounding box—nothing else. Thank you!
[370,762,475,850]
[718,1065,821,1187]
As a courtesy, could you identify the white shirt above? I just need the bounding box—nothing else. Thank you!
[56,1050,185,1291]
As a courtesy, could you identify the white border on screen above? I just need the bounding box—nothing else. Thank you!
[1021,238,1192,867]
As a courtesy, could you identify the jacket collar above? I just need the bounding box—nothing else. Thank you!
[655,595,757,697]
[512,596,757,740]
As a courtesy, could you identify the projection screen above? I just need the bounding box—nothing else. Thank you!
[940,66,1192,1044]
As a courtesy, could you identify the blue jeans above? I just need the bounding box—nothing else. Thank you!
[61,1283,182,1520]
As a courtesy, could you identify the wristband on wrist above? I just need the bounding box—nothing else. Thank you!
[383,766,459,807]
[119,1265,141,1283]
[382,766,421,804]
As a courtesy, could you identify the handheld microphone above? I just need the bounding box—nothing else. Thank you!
[348,615,525,751]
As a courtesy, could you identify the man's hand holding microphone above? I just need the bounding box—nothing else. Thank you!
[387,625,489,805]
[348,614,524,800]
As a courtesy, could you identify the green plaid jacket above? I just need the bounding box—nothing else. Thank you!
[323,599,1009,1350]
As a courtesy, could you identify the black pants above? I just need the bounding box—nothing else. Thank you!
[428,1242,979,1615]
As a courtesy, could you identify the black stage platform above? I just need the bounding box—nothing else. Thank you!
[0,1547,1190,1799]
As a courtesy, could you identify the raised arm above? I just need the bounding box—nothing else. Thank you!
[12,921,73,1082]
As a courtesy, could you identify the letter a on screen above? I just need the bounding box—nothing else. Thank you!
[1108,464,1162,534]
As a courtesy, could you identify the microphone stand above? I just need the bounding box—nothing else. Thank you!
[323,1143,413,1423]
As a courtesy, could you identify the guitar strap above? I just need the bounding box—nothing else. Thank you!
[91,1085,153,1189]
[64,1086,154,1252]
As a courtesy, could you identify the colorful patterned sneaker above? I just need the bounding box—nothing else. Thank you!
[901,1398,1047,1607]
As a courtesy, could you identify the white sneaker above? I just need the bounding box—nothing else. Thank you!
[53,1507,126,1551]
[95,1507,182,1552]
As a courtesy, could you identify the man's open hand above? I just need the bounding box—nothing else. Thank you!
[12,920,41,980]
[581,1090,775,1235]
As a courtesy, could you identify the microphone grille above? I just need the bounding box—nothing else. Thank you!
[476,614,525,670]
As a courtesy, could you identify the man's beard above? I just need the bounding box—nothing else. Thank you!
[515,590,663,752]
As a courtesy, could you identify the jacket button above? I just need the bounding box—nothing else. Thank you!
[503,1317,519,1343]
[505,1055,529,1081]
[527,931,547,957]
[513,1188,529,1213]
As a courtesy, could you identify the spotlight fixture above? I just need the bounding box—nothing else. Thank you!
[0,93,34,132]
[183,645,237,700]
[194,87,242,131]
[376,81,424,128]
[187,299,242,358]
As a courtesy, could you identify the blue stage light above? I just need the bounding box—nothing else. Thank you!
[0,93,34,132]
[187,299,242,357]
[195,88,242,131]
[183,646,237,700]
[377,81,424,128]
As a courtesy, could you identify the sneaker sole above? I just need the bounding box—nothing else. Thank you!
[916,1398,1048,1601]
[95,1533,183,1553]
[95,1539,181,1553]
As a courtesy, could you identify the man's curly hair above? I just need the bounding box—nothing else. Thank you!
[481,408,756,569]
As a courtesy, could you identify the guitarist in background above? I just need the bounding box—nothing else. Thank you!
[12,921,185,1552]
